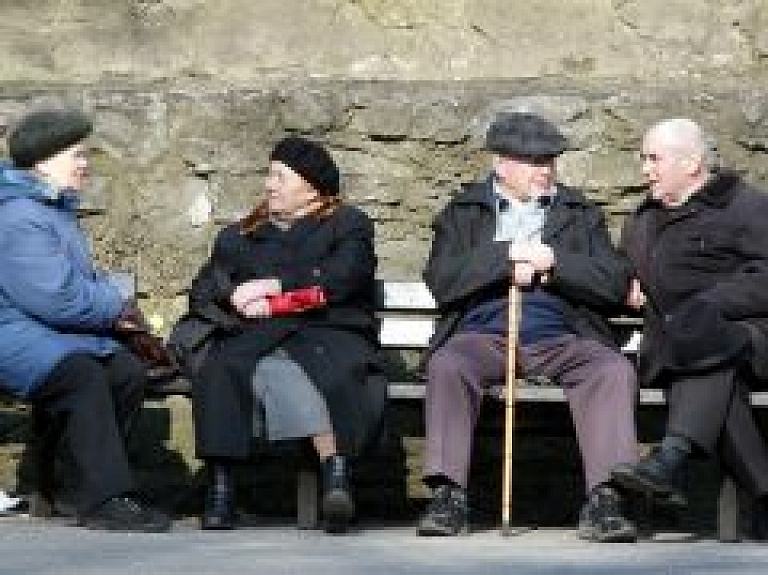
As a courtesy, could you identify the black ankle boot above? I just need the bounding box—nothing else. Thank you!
[202,461,237,530]
[612,445,688,507]
[321,455,355,534]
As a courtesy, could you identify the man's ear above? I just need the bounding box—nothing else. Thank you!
[682,152,703,177]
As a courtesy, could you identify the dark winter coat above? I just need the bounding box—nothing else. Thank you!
[185,204,386,455]
[423,176,632,360]
[621,171,768,386]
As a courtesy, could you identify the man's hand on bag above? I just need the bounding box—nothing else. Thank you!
[231,278,281,313]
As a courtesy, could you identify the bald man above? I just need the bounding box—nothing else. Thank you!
[614,118,768,539]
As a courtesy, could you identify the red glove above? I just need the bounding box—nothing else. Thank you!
[266,286,327,315]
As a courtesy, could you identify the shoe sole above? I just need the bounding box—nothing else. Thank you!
[201,517,237,530]
[79,518,172,533]
[612,466,687,507]
[578,525,637,543]
[322,489,355,534]
[417,518,470,537]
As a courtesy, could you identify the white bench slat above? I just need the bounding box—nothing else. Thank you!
[376,280,436,310]
[378,314,642,352]
[378,316,435,347]
[386,383,768,407]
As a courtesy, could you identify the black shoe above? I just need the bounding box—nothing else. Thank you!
[79,496,171,532]
[417,484,469,536]
[321,455,355,534]
[202,464,237,530]
[577,485,637,543]
[612,448,687,507]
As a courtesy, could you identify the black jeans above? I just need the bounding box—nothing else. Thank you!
[29,349,146,514]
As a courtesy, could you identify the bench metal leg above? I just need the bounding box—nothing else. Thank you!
[296,469,319,530]
[717,476,748,542]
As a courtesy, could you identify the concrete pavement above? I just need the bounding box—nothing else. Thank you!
[1,517,768,575]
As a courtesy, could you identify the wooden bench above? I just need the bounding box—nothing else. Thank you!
[18,273,762,537]
[377,280,768,541]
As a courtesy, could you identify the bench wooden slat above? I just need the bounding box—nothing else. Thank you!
[375,280,436,310]
[387,383,667,404]
[386,382,768,407]
[378,316,435,347]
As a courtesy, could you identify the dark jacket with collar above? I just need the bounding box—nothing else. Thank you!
[185,204,386,455]
[423,176,632,359]
[621,171,768,385]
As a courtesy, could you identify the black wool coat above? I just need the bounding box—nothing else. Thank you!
[621,171,768,386]
[423,177,632,360]
[187,205,386,457]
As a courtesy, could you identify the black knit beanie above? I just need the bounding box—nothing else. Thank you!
[269,136,340,196]
[8,108,92,169]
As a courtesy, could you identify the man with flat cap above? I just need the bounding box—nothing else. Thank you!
[417,111,638,542]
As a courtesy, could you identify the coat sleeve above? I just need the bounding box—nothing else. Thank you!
[188,228,238,313]
[423,204,509,309]
[547,206,632,310]
[698,197,768,320]
[0,214,123,331]
[277,208,377,304]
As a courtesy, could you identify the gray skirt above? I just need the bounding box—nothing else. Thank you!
[251,348,333,441]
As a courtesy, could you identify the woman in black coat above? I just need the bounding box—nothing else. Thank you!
[185,137,385,532]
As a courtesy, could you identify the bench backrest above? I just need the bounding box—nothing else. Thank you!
[375,280,437,348]
[373,279,643,353]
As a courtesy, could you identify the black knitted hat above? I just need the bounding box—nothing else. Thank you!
[269,136,340,196]
[486,112,567,158]
[8,108,92,168]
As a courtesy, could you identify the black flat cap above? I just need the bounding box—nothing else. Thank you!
[485,112,567,158]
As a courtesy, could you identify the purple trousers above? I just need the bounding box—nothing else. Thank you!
[424,332,638,491]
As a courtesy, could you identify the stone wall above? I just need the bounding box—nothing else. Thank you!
[1,1,767,331]
[2,0,768,525]
[2,80,768,335]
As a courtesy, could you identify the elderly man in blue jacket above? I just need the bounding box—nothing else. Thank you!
[0,108,169,531]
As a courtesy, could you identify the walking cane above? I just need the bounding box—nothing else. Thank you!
[501,277,521,536]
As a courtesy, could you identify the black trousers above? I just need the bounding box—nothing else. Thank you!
[29,350,146,513]
[192,347,258,460]
[667,366,768,499]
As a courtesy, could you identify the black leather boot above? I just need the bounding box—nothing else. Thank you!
[202,460,237,530]
[577,484,637,543]
[612,444,688,507]
[321,455,355,534]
